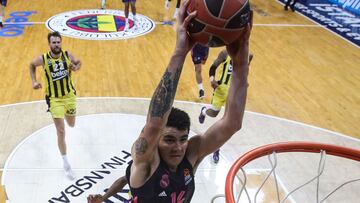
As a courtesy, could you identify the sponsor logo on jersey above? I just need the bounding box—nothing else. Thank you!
[158,191,167,197]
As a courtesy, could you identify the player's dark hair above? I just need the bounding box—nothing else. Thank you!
[47,31,62,43]
[166,107,190,133]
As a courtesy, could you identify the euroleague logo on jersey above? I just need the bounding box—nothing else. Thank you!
[46,9,155,40]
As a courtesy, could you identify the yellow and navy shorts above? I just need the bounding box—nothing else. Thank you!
[211,85,229,110]
[1,0,7,6]
[46,92,77,118]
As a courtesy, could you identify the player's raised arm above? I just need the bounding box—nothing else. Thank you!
[87,176,128,203]
[190,11,253,161]
[130,0,196,166]
[221,12,252,134]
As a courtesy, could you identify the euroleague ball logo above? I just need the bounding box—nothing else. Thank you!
[46,9,155,40]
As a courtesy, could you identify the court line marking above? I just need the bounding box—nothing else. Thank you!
[1,99,358,202]
[2,21,325,27]
[297,13,360,48]
[276,1,360,49]
[1,97,359,142]
[0,112,194,184]
[254,23,324,27]
[1,98,359,184]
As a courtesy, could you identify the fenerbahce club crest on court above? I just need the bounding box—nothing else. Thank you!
[46,10,155,40]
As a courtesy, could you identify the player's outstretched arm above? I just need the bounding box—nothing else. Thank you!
[129,0,197,185]
[87,176,128,203]
[189,11,253,162]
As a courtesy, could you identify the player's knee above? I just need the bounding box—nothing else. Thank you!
[206,108,219,117]
[56,128,65,137]
[66,118,75,127]
[195,65,202,73]
[68,122,75,128]
[208,111,219,117]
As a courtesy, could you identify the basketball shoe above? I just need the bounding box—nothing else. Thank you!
[101,0,106,9]
[198,106,206,124]
[199,89,205,99]
[164,0,170,10]
[290,5,295,12]
[64,166,76,180]
[173,8,179,19]
[213,149,220,164]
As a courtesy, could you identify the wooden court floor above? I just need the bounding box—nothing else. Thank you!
[1,0,359,138]
[0,0,359,201]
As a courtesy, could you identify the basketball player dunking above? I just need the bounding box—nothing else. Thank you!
[89,0,252,201]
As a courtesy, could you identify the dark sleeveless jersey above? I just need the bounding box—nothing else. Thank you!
[126,157,195,203]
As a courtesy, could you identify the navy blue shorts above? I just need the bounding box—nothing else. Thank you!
[1,0,7,6]
[191,44,209,65]
[122,0,136,3]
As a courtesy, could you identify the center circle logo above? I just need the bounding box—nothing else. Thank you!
[46,9,155,40]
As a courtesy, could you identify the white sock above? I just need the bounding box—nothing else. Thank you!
[173,8,179,18]
[133,15,137,26]
[62,155,71,170]
[101,0,106,9]
[0,16,3,22]
[165,0,170,10]
[201,106,207,116]
[125,18,129,24]
[198,83,204,90]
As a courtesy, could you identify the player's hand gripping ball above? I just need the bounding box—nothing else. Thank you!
[187,0,251,47]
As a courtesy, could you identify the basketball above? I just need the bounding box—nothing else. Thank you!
[187,0,251,47]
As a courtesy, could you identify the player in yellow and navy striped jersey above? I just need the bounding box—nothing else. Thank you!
[29,31,81,180]
[198,49,253,163]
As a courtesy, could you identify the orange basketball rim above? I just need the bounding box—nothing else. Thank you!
[225,141,360,203]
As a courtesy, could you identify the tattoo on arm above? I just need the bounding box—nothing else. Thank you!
[134,137,148,156]
[149,67,181,118]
